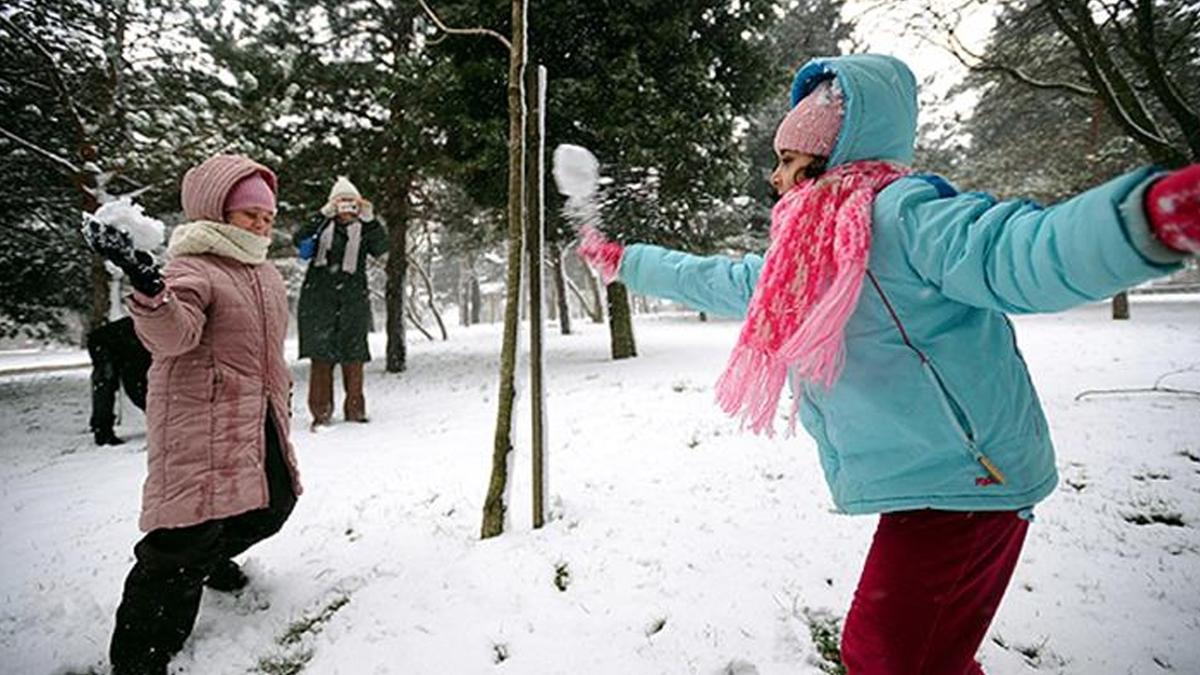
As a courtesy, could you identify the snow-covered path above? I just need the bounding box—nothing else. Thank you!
[2,298,1198,674]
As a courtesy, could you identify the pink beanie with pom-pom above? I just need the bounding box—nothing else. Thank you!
[773,78,844,157]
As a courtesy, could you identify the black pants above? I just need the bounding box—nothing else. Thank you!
[109,412,296,675]
[87,317,151,434]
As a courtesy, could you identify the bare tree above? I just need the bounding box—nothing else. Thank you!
[919,0,1199,319]
[927,0,1197,167]
[418,0,526,539]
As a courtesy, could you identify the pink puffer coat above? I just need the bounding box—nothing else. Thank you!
[129,253,302,531]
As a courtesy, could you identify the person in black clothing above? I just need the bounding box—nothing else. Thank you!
[108,410,296,674]
[86,316,152,445]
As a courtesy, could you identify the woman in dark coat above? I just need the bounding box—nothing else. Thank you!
[294,176,388,427]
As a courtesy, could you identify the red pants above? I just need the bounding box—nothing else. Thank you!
[841,510,1029,675]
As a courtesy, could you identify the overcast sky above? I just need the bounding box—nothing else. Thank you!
[843,0,998,125]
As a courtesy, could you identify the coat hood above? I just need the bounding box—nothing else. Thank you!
[789,54,918,168]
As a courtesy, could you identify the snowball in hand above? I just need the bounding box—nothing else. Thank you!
[552,144,600,199]
[88,197,165,251]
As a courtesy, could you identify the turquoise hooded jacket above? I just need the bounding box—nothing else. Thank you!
[619,54,1187,515]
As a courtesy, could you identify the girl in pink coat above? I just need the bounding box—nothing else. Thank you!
[85,153,303,675]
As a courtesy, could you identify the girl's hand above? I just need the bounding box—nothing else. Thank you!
[1147,164,1200,253]
[82,220,165,296]
[576,224,623,284]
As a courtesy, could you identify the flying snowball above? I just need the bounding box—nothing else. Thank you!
[552,144,600,199]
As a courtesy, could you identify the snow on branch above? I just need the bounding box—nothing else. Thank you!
[0,124,82,175]
[1043,0,1183,163]
[0,14,88,141]
[1075,365,1200,401]
[922,1,1097,97]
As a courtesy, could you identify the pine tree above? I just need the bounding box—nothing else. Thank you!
[0,0,238,339]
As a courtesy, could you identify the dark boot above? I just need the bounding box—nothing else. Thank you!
[203,559,248,592]
[341,361,367,422]
[308,359,335,428]
[88,325,120,444]
[110,529,213,675]
[94,428,126,446]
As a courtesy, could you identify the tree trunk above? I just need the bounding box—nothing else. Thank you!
[458,259,470,326]
[406,301,436,341]
[1043,0,1188,167]
[1112,291,1130,320]
[470,274,482,325]
[526,65,547,529]
[606,281,637,360]
[481,0,526,540]
[584,268,605,323]
[565,274,601,323]
[77,154,108,338]
[550,239,570,335]
[383,175,410,373]
[409,254,448,340]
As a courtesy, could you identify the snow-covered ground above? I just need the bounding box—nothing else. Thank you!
[2,297,1198,675]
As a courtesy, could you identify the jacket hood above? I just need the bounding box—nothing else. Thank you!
[789,54,918,168]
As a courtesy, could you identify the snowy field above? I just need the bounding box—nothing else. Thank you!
[1,297,1198,675]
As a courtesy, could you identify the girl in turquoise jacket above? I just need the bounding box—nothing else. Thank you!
[577,54,1199,674]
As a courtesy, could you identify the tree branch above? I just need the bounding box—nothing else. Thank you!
[928,2,1096,96]
[1043,0,1184,165]
[0,14,89,147]
[0,124,81,175]
[414,0,512,52]
[1129,0,1200,160]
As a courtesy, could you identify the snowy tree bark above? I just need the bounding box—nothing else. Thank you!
[526,65,548,529]
[477,0,526,540]
[470,273,483,325]
[606,281,637,360]
[383,172,410,372]
[1112,291,1130,320]
[409,254,448,340]
[565,275,601,323]
[1041,0,1191,167]
[458,259,470,326]
[584,268,605,323]
[549,239,571,335]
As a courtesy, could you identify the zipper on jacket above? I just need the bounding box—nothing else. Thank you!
[920,359,1006,484]
[866,271,1007,486]
[253,269,271,468]
[211,366,223,402]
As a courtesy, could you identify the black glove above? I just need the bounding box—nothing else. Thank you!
[82,220,165,296]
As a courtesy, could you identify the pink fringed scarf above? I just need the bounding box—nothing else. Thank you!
[714,160,912,436]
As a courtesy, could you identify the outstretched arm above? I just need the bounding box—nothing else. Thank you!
[577,226,764,319]
[126,256,213,357]
[894,167,1191,314]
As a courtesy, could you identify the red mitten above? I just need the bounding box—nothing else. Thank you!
[1146,164,1200,253]
[577,224,624,284]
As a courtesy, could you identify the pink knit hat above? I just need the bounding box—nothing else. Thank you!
[180,154,278,223]
[773,78,844,157]
[224,173,277,215]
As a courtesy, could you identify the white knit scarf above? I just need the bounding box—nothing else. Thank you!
[314,219,362,275]
[167,220,270,264]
